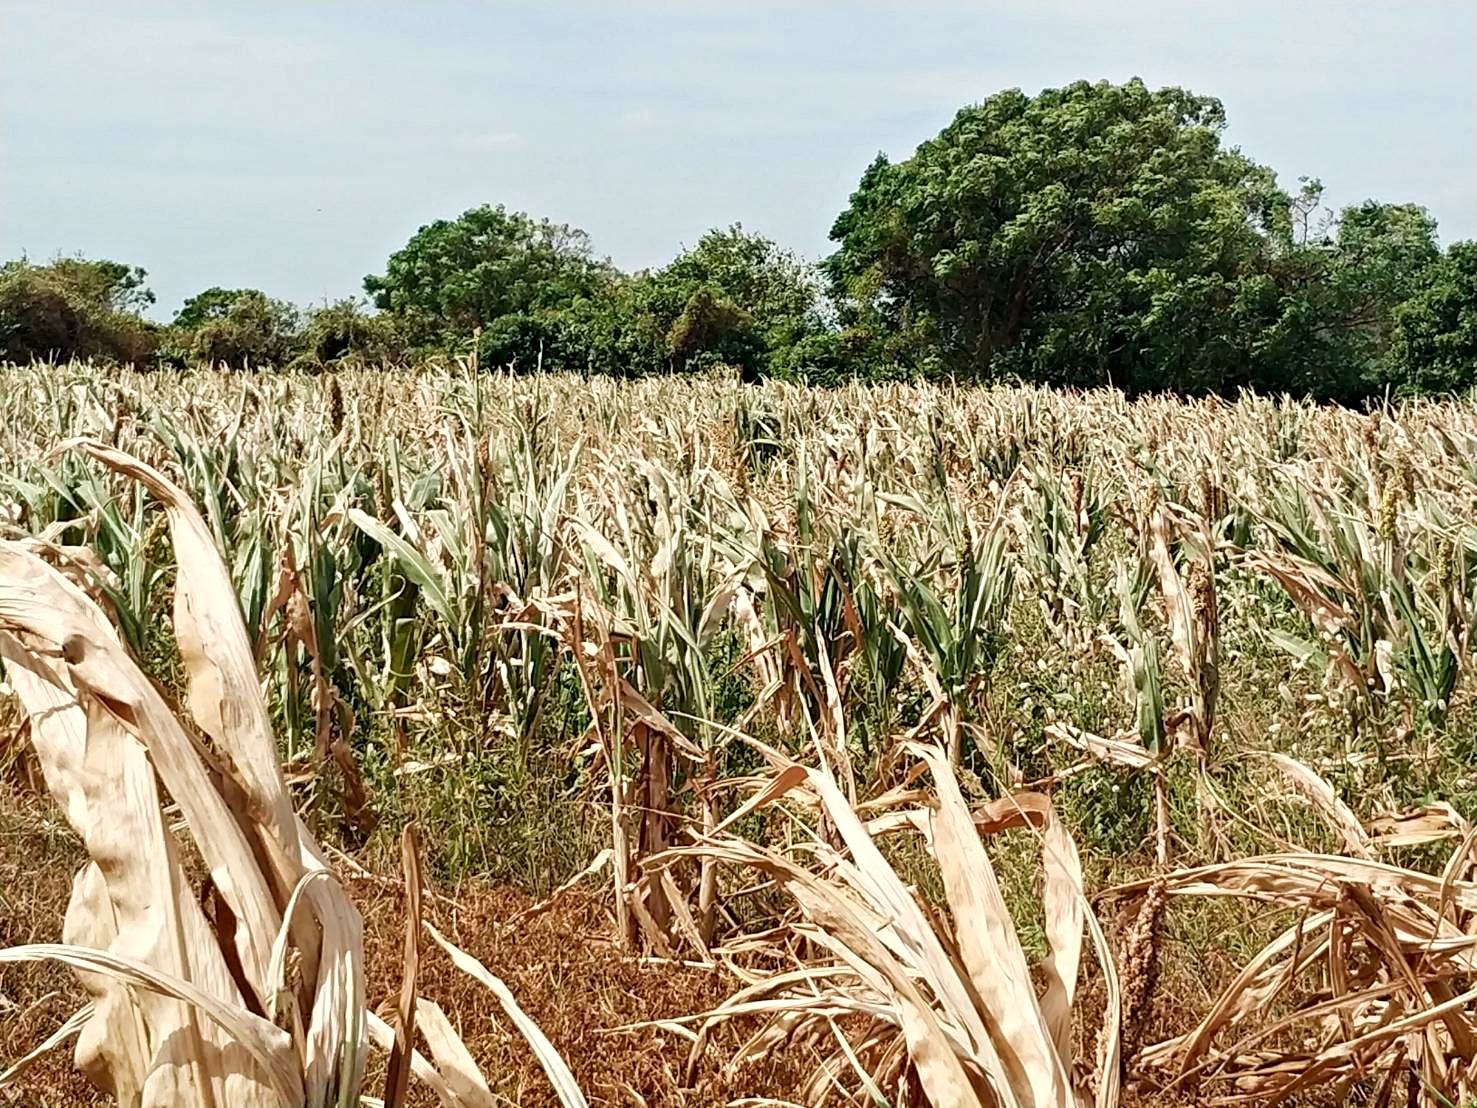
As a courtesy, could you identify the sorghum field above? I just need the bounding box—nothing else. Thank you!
[3,361,1477,1107]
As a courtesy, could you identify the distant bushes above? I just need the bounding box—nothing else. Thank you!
[0,258,160,366]
[163,287,303,369]
[0,259,405,371]
[5,79,1473,398]
[300,299,405,367]
[367,213,835,381]
[163,291,405,371]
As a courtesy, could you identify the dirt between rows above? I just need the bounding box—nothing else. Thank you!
[0,780,807,1108]
[0,788,1267,1108]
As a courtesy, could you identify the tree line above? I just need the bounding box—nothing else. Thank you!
[3,79,1473,400]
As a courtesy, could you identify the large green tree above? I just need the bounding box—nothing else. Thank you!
[1388,242,1477,395]
[364,205,617,351]
[1246,191,1442,400]
[824,79,1292,391]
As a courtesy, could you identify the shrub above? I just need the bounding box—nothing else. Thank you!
[0,258,160,366]
[477,311,565,371]
[302,299,404,365]
[175,288,301,369]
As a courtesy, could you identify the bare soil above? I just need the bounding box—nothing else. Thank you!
[0,783,810,1108]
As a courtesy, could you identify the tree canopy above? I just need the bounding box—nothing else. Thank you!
[825,79,1295,391]
[574,225,821,379]
[0,257,159,366]
[178,289,302,370]
[1244,191,1443,401]
[363,205,617,349]
[3,78,1472,399]
[1389,242,1477,396]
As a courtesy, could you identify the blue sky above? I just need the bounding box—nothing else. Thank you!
[2,1,1472,320]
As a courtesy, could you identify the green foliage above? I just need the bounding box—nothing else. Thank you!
[364,204,617,351]
[665,285,757,372]
[172,286,251,330]
[162,291,399,371]
[771,327,896,385]
[301,299,404,366]
[1331,201,1442,359]
[654,225,823,377]
[365,217,825,379]
[770,330,849,385]
[664,226,816,322]
[560,224,823,379]
[819,79,1458,401]
[476,311,566,372]
[4,83,1467,400]
[825,79,1290,390]
[42,257,155,314]
[1248,188,1443,400]
[555,279,670,377]
[1390,241,1477,396]
[0,256,159,366]
[176,288,301,369]
[661,224,821,355]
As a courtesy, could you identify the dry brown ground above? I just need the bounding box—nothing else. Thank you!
[0,788,94,1108]
[0,781,811,1108]
[0,783,1325,1108]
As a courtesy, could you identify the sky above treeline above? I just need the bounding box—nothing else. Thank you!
[2,1,1473,320]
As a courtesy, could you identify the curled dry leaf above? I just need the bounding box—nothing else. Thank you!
[0,443,583,1108]
[644,745,1119,1108]
[1117,849,1477,1104]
